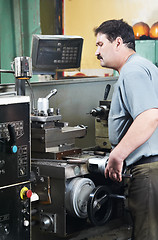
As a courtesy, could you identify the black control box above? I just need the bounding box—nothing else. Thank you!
[0,96,30,187]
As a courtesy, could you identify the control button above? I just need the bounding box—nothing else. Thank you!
[24,220,29,227]
[11,145,17,153]
[20,187,32,200]
[26,190,32,199]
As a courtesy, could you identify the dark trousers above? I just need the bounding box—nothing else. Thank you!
[128,161,158,240]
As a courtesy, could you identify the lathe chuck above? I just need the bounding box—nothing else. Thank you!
[65,177,95,219]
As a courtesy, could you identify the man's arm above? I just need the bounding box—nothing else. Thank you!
[105,108,158,182]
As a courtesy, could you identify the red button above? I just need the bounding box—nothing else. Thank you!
[26,190,32,198]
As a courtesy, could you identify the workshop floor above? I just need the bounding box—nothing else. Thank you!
[32,217,132,240]
[69,218,132,240]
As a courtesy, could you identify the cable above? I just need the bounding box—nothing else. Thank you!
[26,79,36,112]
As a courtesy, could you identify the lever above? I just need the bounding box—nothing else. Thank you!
[8,124,17,153]
[104,84,111,100]
[45,89,57,100]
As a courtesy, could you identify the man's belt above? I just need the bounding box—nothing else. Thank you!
[133,155,158,166]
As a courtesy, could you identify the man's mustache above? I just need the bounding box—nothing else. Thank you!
[97,54,103,60]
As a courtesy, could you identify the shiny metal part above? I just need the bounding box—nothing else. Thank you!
[88,156,109,175]
[37,89,57,115]
[14,57,32,78]
[66,177,95,218]
[40,213,56,232]
[31,125,87,153]
[31,114,62,123]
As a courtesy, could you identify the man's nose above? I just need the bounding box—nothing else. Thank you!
[95,48,99,56]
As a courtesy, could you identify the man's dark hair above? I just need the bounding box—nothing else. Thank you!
[94,19,135,51]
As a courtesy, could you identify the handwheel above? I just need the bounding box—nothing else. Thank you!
[87,185,113,226]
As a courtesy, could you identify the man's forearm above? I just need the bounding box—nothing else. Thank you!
[112,108,158,161]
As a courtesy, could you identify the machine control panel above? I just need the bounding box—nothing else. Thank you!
[0,96,30,188]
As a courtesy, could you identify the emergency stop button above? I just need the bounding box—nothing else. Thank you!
[20,187,32,200]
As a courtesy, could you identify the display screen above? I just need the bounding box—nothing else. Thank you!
[31,35,83,75]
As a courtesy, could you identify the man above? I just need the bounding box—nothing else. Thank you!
[94,19,158,240]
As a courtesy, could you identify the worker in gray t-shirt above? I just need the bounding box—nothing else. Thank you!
[94,19,158,240]
[109,53,158,166]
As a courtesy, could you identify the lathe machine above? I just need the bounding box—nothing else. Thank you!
[0,87,128,240]
[30,87,126,240]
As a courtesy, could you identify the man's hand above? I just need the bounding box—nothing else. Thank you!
[105,151,124,182]
[105,109,158,182]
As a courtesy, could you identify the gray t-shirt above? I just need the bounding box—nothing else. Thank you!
[108,53,158,166]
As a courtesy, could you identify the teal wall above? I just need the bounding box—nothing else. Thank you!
[135,40,158,67]
[0,0,41,83]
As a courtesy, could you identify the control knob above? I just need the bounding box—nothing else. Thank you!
[20,187,32,200]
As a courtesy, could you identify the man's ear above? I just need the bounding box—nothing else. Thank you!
[115,37,123,50]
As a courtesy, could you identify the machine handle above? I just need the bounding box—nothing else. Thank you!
[45,89,57,100]
[87,185,113,226]
[104,84,111,100]
[88,157,132,179]
[8,124,16,145]
[8,124,17,153]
